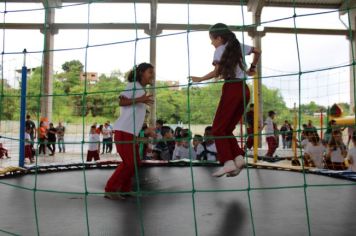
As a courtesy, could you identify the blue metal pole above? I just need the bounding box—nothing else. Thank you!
[19,49,27,167]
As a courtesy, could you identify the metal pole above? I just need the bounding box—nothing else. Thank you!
[149,0,157,126]
[253,73,259,163]
[320,109,323,140]
[19,49,27,167]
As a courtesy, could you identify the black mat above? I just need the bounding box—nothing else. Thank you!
[0,166,355,236]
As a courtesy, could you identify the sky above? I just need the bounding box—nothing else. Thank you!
[0,2,352,108]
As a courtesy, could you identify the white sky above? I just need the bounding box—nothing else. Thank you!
[0,2,352,107]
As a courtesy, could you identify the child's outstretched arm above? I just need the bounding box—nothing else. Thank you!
[119,93,153,106]
[247,47,261,76]
[190,65,219,83]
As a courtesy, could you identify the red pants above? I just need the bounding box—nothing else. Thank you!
[25,145,32,159]
[212,81,250,164]
[246,127,254,150]
[105,131,140,193]
[87,150,100,162]
[266,136,277,157]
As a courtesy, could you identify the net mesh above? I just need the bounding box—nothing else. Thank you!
[0,1,355,235]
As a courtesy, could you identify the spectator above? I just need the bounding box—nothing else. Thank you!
[25,126,34,163]
[153,126,174,160]
[301,124,308,141]
[307,120,317,133]
[196,126,218,161]
[107,120,114,153]
[304,132,325,168]
[324,120,336,143]
[102,123,113,154]
[347,126,355,147]
[286,122,294,149]
[245,103,254,150]
[347,131,356,172]
[173,131,195,160]
[193,134,203,153]
[56,122,66,153]
[25,115,36,147]
[280,120,290,149]
[47,123,57,156]
[155,119,164,140]
[87,125,100,162]
[263,111,277,157]
[326,130,347,170]
[0,143,10,159]
[38,121,47,155]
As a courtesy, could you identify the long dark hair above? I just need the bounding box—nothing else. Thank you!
[209,23,244,79]
[127,62,154,83]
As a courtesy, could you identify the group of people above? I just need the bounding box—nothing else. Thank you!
[86,121,114,162]
[300,121,356,171]
[139,120,218,162]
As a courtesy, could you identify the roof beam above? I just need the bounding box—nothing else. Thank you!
[0,23,351,36]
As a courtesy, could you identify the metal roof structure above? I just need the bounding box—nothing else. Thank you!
[3,0,356,123]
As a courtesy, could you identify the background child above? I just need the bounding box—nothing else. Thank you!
[38,121,47,155]
[153,126,174,160]
[196,126,218,161]
[326,130,347,170]
[87,125,100,162]
[25,126,34,163]
[245,103,254,150]
[105,62,154,200]
[56,122,66,153]
[190,23,261,177]
[304,132,325,168]
[347,131,356,172]
[0,143,10,159]
[47,123,57,156]
[263,110,277,157]
[193,134,203,153]
[173,130,195,160]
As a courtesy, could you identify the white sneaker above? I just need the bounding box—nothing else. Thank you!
[226,155,245,177]
[212,160,237,177]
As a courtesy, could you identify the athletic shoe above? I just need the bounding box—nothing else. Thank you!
[212,160,237,177]
[226,155,245,177]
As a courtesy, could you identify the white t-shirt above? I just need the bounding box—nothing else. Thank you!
[347,147,356,172]
[305,142,325,168]
[301,139,309,150]
[329,147,345,163]
[196,143,217,161]
[264,117,274,137]
[173,145,196,160]
[102,126,112,139]
[213,43,253,79]
[25,133,31,146]
[113,82,146,136]
[88,133,100,151]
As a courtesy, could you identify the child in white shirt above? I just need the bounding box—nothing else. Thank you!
[347,131,356,172]
[87,125,100,162]
[326,130,347,170]
[304,133,325,168]
[263,110,277,157]
[25,126,34,163]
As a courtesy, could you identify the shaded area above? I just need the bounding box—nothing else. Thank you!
[0,167,355,235]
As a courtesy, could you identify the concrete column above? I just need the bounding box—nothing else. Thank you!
[40,5,57,122]
[349,11,356,110]
[149,0,158,126]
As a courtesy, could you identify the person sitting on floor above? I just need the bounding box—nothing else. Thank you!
[173,130,196,160]
[347,131,356,172]
[196,126,218,161]
[304,132,325,168]
[87,125,100,162]
[153,126,174,160]
[0,143,10,159]
[325,130,347,170]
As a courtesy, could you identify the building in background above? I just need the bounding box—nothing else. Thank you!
[80,72,99,85]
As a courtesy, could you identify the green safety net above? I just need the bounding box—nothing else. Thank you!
[0,0,356,235]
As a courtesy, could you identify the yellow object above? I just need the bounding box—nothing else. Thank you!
[0,166,26,175]
[330,116,356,126]
[292,103,298,160]
[253,74,259,163]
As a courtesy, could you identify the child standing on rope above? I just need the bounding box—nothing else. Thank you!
[105,63,154,200]
[191,23,261,177]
